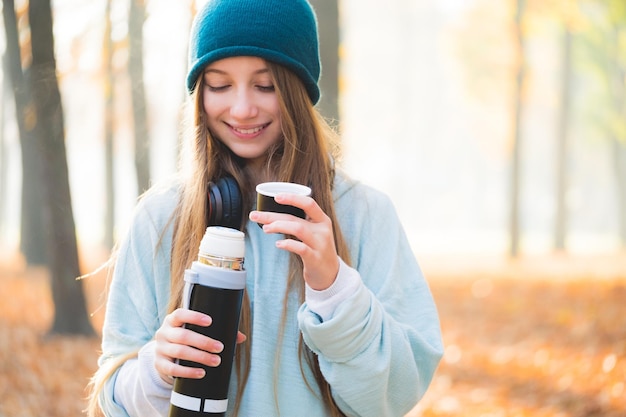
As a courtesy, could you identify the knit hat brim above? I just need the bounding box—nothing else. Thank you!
[186,46,320,105]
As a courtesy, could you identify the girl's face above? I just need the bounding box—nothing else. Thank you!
[202,56,282,169]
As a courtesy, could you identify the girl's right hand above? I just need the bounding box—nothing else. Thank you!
[153,308,246,384]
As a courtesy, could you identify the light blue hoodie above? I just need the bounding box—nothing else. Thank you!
[97,171,443,417]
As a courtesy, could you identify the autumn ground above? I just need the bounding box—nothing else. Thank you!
[0,248,625,417]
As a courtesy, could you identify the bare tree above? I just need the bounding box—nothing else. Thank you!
[555,26,573,251]
[0,53,7,239]
[2,0,47,265]
[509,0,526,258]
[608,25,626,246]
[310,0,340,124]
[28,0,93,335]
[104,0,116,249]
[129,0,151,194]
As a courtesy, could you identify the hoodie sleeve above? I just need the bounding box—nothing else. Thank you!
[97,186,177,417]
[298,182,444,417]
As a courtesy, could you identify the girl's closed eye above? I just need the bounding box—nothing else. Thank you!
[206,84,230,92]
[257,84,275,92]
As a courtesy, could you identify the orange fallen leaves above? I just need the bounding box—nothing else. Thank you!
[0,261,100,417]
[1,251,625,417]
[409,254,626,417]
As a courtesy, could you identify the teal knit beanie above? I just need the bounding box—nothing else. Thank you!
[186,0,321,104]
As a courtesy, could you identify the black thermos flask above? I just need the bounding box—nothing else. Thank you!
[168,226,246,417]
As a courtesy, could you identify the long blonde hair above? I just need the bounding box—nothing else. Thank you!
[87,61,349,417]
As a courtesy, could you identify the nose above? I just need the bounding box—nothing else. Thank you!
[230,88,258,120]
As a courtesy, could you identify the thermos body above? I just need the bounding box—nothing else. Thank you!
[169,227,246,417]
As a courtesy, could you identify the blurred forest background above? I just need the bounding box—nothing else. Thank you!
[0,0,625,416]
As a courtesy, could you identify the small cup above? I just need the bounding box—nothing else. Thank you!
[256,182,312,221]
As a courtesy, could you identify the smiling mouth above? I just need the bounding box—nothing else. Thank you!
[230,123,269,135]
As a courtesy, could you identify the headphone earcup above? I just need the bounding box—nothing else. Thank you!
[207,176,242,229]
[217,176,242,229]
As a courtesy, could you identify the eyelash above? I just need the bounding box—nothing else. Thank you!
[205,84,275,93]
[206,85,228,92]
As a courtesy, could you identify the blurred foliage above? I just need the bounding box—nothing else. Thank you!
[450,0,626,145]
[574,0,626,143]
[532,0,626,144]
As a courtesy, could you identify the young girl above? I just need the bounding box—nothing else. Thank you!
[88,0,443,416]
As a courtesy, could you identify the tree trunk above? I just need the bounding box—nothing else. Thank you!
[555,27,572,251]
[28,0,94,336]
[2,0,48,265]
[104,0,115,249]
[0,54,7,238]
[509,0,525,258]
[310,0,340,124]
[129,0,150,194]
[609,27,626,246]
[614,140,626,245]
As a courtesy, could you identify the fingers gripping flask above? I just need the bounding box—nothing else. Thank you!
[169,227,246,417]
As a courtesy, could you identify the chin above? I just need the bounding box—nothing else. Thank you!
[231,148,269,161]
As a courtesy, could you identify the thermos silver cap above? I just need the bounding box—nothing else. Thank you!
[199,226,245,259]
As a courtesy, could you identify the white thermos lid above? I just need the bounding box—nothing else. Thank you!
[198,226,245,259]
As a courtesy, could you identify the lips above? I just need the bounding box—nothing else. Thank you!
[229,123,270,136]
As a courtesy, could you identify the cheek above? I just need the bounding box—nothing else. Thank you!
[263,97,282,124]
[265,95,280,114]
[202,90,228,120]
[202,92,217,117]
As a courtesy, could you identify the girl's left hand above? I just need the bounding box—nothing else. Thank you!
[249,193,339,291]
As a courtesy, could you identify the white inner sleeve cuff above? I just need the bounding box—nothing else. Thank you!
[304,257,361,321]
[114,340,173,412]
[139,340,174,391]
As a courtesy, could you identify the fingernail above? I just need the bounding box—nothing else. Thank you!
[212,355,222,366]
[249,211,258,220]
[196,369,206,378]
[214,342,224,352]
